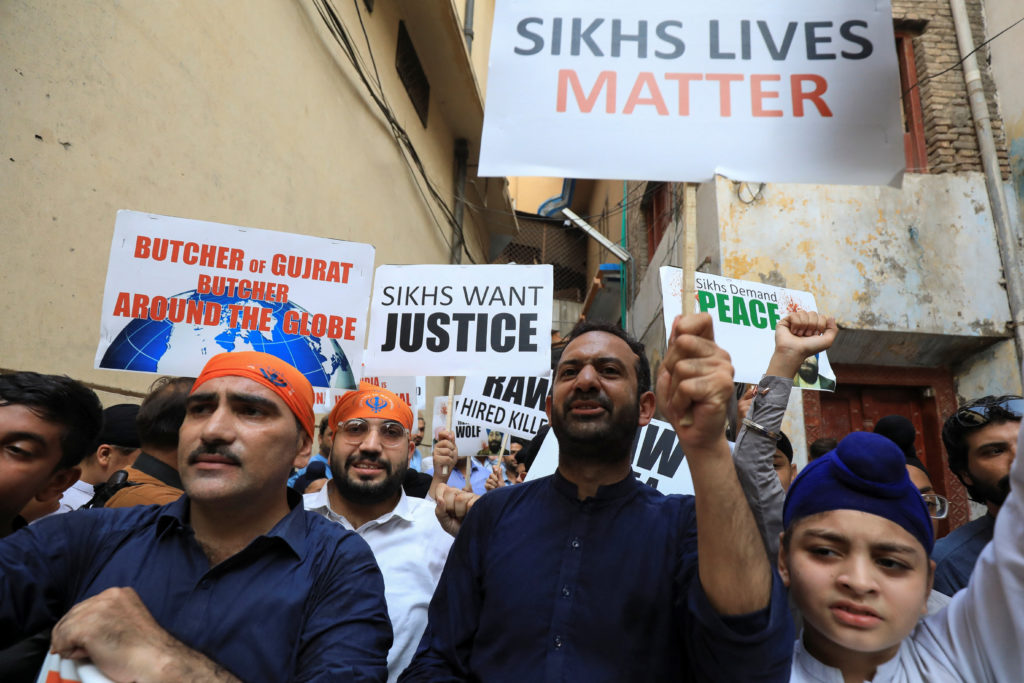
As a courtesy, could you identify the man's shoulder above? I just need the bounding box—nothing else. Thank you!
[933,515,994,562]
[105,468,183,508]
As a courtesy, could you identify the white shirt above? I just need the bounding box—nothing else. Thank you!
[791,425,1024,682]
[57,480,95,512]
[304,486,453,683]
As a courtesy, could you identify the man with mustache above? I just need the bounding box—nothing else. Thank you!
[304,383,458,682]
[401,317,793,682]
[0,351,392,682]
[933,394,1022,595]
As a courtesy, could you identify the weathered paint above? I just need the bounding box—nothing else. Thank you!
[954,339,1023,401]
[715,174,1012,340]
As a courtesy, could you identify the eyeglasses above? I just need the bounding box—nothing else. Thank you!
[954,397,1024,427]
[922,493,949,520]
[336,419,408,447]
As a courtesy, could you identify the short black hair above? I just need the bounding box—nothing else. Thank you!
[136,376,195,449]
[561,320,651,395]
[319,416,330,437]
[942,394,1022,503]
[0,371,103,471]
[808,437,837,461]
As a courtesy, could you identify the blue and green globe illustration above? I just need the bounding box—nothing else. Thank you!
[100,290,355,389]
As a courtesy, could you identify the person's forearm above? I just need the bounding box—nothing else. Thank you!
[689,438,772,616]
[732,376,792,563]
[144,644,241,683]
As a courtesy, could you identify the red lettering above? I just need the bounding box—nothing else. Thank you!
[227,304,244,328]
[556,69,616,113]
[134,235,151,259]
[259,307,273,332]
[183,241,199,265]
[150,296,168,321]
[277,284,289,303]
[705,73,744,116]
[282,310,301,335]
[113,292,131,317]
[751,74,783,117]
[186,299,205,324]
[196,273,211,294]
[791,74,833,117]
[664,73,702,115]
[131,294,150,319]
[344,316,356,341]
[623,72,668,115]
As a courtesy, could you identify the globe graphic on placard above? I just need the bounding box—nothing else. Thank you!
[100,290,355,389]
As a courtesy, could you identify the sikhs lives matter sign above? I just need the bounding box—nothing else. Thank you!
[94,211,374,407]
[480,0,904,186]
[364,264,553,377]
[660,267,836,390]
[526,418,695,495]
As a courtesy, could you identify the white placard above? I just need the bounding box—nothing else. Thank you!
[359,374,417,408]
[431,395,491,459]
[365,265,553,376]
[660,267,835,389]
[525,418,694,495]
[480,0,904,186]
[95,211,373,406]
[456,374,551,438]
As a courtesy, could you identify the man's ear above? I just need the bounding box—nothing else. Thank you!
[924,559,936,615]
[777,533,791,587]
[637,390,657,426]
[94,444,112,467]
[36,466,81,503]
[292,431,313,470]
[407,439,416,465]
[545,395,552,422]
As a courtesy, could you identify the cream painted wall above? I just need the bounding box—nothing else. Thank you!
[508,177,565,214]
[0,1,497,397]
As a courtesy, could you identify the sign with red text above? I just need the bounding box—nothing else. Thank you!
[660,267,835,389]
[364,264,553,376]
[36,652,113,683]
[525,418,695,495]
[480,0,903,185]
[359,372,417,408]
[95,211,373,404]
[431,395,491,458]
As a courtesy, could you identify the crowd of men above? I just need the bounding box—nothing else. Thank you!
[1,310,1022,681]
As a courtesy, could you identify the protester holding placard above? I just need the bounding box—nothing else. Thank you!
[400,316,793,681]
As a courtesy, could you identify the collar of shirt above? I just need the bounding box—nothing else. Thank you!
[154,488,308,559]
[551,467,641,503]
[304,483,417,532]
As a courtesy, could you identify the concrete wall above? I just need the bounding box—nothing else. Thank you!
[0,0,501,399]
[985,0,1024,242]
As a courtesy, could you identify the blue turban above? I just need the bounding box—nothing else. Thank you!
[783,431,934,554]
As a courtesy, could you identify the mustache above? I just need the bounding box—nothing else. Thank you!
[563,389,612,411]
[344,453,393,473]
[187,445,242,466]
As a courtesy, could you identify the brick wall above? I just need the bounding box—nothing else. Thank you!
[893,0,1010,177]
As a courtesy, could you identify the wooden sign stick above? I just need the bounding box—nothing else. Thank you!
[443,376,455,476]
[679,182,699,427]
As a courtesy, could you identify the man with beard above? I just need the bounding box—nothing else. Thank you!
[305,383,456,683]
[400,317,793,682]
[792,352,836,391]
[0,352,392,682]
[933,395,1022,595]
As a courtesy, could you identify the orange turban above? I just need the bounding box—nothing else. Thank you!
[192,351,315,440]
[329,381,413,432]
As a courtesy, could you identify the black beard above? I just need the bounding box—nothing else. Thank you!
[330,454,407,505]
[798,363,819,384]
[550,389,640,464]
[972,474,1011,507]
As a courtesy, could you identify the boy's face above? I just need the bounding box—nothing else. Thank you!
[779,510,932,667]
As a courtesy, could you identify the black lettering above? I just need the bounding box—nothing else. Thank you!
[514,17,544,55]
[611,19,647,58]
[634,426,685,477]
[839,20,873,59]
[462,285,487,306]
[475,313,488,351]
[482,377,505,399]
[452,313,475,351]
[381,313,398,351]
[654,21,685,59]
[399,313,424,352]
[709,20,735,59]
[757,21,797,60]
[440,286,454,306]
[426,312,449,352]
[519,313,539,352]
[491,313,516,352]
[551,17,562,55]
[381,286,396,306]
[805,21,836,60]
[571,18,604,56]
[502,377,524,405]
[524,376,549,411]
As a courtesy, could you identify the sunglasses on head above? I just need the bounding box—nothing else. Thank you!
[954,397,1024,427]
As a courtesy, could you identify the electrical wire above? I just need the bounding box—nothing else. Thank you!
[902,14,1024,100]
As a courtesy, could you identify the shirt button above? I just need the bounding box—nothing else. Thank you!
[570,537,581,550]
[553,635,563,648]
[561,585,571,598]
